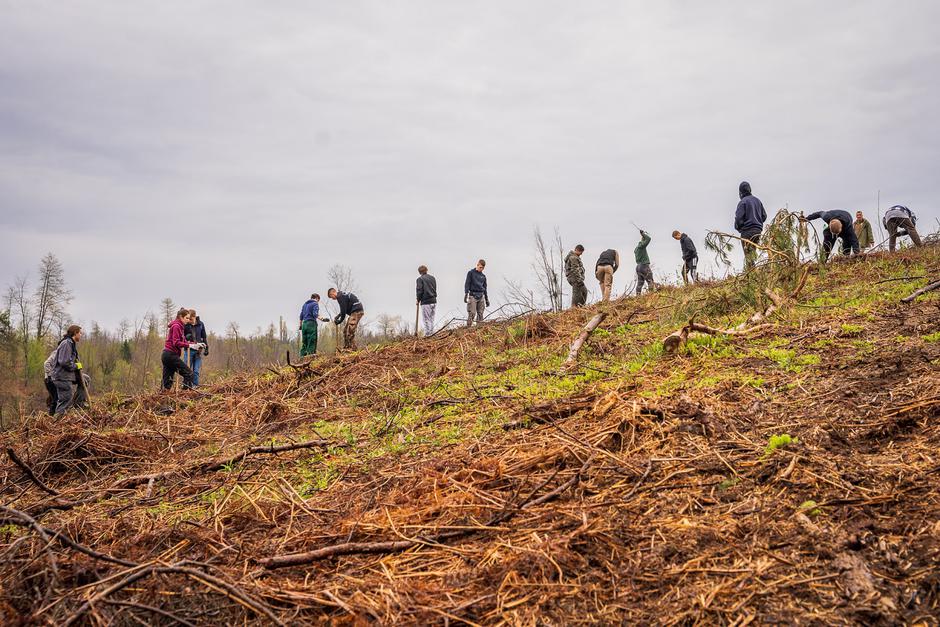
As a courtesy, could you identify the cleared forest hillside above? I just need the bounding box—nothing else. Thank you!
[2,245,939,625]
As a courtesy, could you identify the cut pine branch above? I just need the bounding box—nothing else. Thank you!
[901,278,940,303]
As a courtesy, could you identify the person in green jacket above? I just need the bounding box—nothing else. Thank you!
[634,230,655,295]
[564,245,587,307]
[854,211,875,249]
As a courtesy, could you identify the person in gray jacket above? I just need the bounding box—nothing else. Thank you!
[883,205,923,252]
[51,325,87,415]
[564,245,587,307]
[416,265,437,336]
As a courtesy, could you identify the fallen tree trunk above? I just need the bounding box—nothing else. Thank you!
[901,278,940,303]
[560,313,607,371]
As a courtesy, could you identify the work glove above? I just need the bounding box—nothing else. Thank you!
[464,294,468,303]
[203,346,209,356]
[334,315,342,325]
[485,299,490,308]
[188,342,201,350]
[75,361,83,370]
[319,317,330,322]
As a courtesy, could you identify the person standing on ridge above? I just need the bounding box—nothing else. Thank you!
[735,181,767,270]
[673,230,699,284]
[329,288,364,351]
[464,259,489,326]
[634,231,655,296]
[854,211,875,250]
[564,245,587,307]
[299,294,328,357]
[184,309,209,385]
[162,308,202,390]
[416,265,437,336]
[883,205,923,251]
[803,210,860,257]
[595,248,619,301]
[51,325,87,415]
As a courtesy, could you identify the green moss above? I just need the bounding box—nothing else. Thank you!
[762,433,798,458]
[840,323,864,336]
[922,332,940,343]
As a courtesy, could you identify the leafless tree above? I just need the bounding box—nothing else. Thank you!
[5,276,32,385]
[374,313,405,339]
[532,226,565,312]
[500,278,540,315]
[327,264,358,293]
[160,297,176,329]
[33,253,72,341]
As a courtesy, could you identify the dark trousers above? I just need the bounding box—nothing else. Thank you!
[569,281,587,307]
[52,377,87,415]
[161,350,194,390]
[44,377,58,415]
[635,263,655,295]
[822,229,859,257]
[682,256,698,284]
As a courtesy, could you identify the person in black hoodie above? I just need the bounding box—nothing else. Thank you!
[734,181,767,270]
[183,310,209,386]
[416,265,437,336]
[672,231,698,284]
[594,249,619,301]
[328,288,364,350]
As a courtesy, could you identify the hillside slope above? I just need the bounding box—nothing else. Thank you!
[2,247,939,625]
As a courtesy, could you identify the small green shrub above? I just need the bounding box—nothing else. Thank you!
[799,500,822,517]
[763,433,798,458]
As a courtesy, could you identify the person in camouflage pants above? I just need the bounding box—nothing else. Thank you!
[328,289,364,351]
[565,245,587,307]
[343,311,363,350]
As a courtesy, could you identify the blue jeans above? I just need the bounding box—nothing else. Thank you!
[188,351,202,386]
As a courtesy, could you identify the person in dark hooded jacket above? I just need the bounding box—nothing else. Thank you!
[803,210,860,257]
[672,231,698,284]
[734,181,767,270]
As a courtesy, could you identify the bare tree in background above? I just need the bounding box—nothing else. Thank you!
[374,313,406,339]
[33,253,72,341]
[327,264,358,293]
[5,276,32,385]
[532,226,565,312]
[160,297,176,328]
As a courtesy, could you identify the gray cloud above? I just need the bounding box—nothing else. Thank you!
[2,0,939,333]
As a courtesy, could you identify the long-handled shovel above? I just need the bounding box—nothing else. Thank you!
[414,302,420,337]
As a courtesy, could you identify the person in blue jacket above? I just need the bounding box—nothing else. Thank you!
[803,210,860,258]
[298,294,329,357]
[734,181,767,270]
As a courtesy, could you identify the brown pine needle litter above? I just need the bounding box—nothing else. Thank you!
[2,245,940,625]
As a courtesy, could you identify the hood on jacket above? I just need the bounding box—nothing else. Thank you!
[739,181,751,199]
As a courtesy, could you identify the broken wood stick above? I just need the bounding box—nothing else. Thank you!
[6,447,60,496]
[901,278,940,303]
[560,312,607,370]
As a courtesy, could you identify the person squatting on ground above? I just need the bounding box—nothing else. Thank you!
[673,230,698,284]
[162,309,203,390]
[464,259,489,326]
[595,248,619,301]
[184,310,208,385]
[329,288,364,350]
[43,348,59,415]
[416,265,437,336]
[883,205,923,252]
[51,325,88,415]
[735,181,767,270]
[634,231,655,296]
[299,294,329,356]
[804,210,860,257]
[854,211,874,250]
[564,245,587,307]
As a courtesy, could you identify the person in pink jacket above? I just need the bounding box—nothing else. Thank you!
[162,308,203,390]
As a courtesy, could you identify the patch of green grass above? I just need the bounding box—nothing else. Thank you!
[757,348,820,373]
[810,338,834,350]
[717,477,740,491]
[852,340,875,355]
[840,323,864,336]
[922,331,940,343]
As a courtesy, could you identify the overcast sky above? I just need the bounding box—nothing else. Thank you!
[2,1,939,335]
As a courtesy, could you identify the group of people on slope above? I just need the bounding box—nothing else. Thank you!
[296,262,485,359]
[298,288,364,356]
[562,181,925,306]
